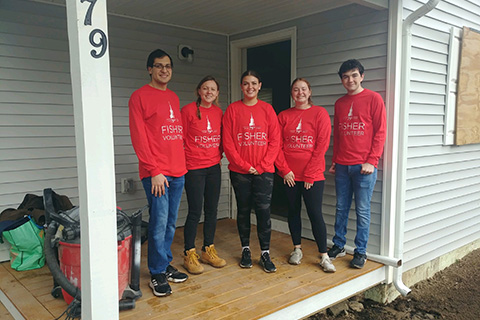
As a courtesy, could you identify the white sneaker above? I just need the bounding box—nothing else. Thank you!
[320,255,336,272]
[288,248,303,265]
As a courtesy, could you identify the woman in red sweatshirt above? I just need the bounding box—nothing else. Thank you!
[275,78,335,272]
[181,76,226,274]
[222,70,280,273]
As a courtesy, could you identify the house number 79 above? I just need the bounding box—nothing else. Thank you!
[81,0,108,59]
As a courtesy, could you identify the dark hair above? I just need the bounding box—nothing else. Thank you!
[290,78,313,105]
[338,59,364,79]
[195,75,220,119]
[146,49,173,70]
[241,70,262,83]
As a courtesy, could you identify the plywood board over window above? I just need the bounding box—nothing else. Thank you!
[455,27,480,145]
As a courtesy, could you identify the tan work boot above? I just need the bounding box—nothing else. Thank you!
[201,244,227,268]
[184,248,204,274]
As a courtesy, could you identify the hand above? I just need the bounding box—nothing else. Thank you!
[304,182,313,190]
[248,167,259,175]
[328,163,336,174]
[283,171,295,187]
[361,163,374,175]
[151,173,169,197]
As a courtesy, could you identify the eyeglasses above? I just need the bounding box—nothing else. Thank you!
[152,64,172,70]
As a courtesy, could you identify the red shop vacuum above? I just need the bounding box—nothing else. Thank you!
[43,188,146,318]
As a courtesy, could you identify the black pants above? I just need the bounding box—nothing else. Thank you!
[184,164,221,250]
[230,171,273,251]
[285,180,327,253]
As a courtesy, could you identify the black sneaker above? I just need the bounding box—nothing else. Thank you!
[239,248,252,268]
[350,252,367,269]
[166,264,188,283]
[260,252,277,273]
[327,245,346,260]
[149,273,171,297]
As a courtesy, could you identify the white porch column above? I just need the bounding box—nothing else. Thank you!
[66,1,119,319]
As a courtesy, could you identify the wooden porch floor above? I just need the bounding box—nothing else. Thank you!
[0,219,382,319]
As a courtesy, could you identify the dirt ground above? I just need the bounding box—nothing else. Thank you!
[309,248,480,320]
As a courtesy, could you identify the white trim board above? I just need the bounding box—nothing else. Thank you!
[0,290,25,320]
[261,266,386,319]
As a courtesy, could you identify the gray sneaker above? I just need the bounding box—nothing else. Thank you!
[320,255,336,273]
[288,248,303,265]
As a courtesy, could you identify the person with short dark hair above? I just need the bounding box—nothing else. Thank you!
[327,59,387,269]
[129,49,188,297]
[275,78,335,272]
[222,70,280,273]
[181,76,226,274]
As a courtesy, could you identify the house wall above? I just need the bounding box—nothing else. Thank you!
[402,0,480,271]
[0,0,229,260]
[231,4,389,255]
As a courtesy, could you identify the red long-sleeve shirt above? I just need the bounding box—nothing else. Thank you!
[332,89,386,167]
[181,102,223,170]
[129,85,187,179]
[222,100,280,174]
[275,106,331,184]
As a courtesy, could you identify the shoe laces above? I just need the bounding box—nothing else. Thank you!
[262,252,271,262]
[206,246,219,259]
[166,265,179,276]
[187,251,201,265]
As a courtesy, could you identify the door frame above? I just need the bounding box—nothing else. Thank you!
[228,27,296,232]
[230,27,297,104]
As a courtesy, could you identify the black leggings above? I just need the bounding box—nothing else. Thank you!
[184,164,221,251]
[285,180,327,253]
[230,171,273,251]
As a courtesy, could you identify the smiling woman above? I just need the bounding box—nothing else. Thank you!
[181,75,226,275]
[222,70,281,273]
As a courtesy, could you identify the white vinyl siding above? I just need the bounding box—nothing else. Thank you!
[0,1,229,228]
[402,0,480,270]
[231,4,389,254]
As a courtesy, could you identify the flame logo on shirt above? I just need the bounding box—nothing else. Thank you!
[347,103,354,119]
[167,101,178,123]
[249,114,255,129]
[206,116,213,133]
[296,119,302,133]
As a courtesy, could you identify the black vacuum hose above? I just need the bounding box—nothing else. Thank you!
[44,221,81,301]
[44,221,135,311]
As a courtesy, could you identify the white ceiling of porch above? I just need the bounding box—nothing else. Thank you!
[36,0,387,35]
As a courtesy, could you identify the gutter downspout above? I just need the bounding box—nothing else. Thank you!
[395,0,441,296]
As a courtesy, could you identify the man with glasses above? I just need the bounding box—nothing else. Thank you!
[129,49,188,297]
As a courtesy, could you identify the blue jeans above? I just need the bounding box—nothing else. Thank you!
[332,164,377,255]
[142,175,185,275]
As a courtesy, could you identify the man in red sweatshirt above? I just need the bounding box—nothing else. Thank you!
[327,59,386,269]
[129,49,188,297]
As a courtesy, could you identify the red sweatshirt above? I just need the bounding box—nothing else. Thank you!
[129,85,187,179]
[222,100,280,174]
[275,106,331,184]
[181,102,223,170]
[332,88,386,167]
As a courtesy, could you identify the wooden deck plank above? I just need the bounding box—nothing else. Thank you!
[0,219,384,320]
[0,264,54,319]
[222,259,383,319]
